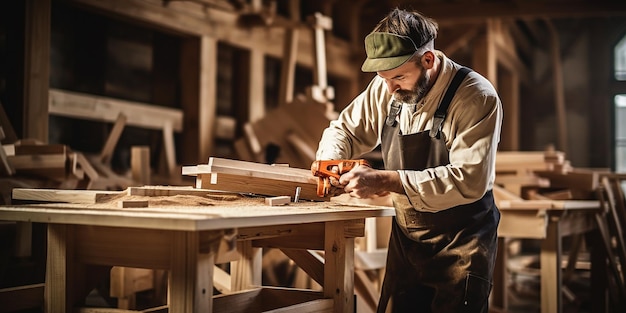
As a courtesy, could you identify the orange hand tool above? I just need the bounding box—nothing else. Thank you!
[310,159,369,197]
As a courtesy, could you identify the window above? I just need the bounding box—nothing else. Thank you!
[616,35,626,81]
[614,33,626,171]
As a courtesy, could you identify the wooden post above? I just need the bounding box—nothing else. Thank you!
[23,0,50,143]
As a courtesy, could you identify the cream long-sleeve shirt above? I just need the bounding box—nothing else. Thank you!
[316,52,503,212]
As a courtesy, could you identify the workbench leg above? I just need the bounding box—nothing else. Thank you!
[324,220,355,313]
[231,241,262,291]
[46,224,76,312]
[169,231,219,313]
[540,220,562,313]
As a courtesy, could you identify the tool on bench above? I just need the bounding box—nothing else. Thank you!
[311,159,369,197]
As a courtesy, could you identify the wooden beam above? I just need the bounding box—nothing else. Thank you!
[439,24,481,56]
[23,0,50,142]
[248,49,265,122]
[99,113,127,164]
[277,0,300,107]
[545,19,568,155]
[409,1,626,23]
[66,0,356,79]
[472,19,498,88]
[498,70,520,151]
[48,89,183,132]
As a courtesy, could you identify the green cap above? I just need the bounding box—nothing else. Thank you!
[361,32,419,72]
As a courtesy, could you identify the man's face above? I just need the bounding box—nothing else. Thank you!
[377,58,430,104]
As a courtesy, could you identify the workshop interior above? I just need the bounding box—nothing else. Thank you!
[1,0,626,313]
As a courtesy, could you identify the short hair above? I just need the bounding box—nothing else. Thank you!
[372,8,438,51]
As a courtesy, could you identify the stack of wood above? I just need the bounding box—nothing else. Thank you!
[182,156,328,201]
[0,138,151,199]
[494,147,607,202]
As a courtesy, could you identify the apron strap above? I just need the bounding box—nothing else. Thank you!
[386,100,402,127]
[430,67,472,138]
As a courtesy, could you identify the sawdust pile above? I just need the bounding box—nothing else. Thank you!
[99,192,265,207]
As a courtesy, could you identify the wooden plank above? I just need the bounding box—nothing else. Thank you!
[196,173,321,201]
[100,113,127,164]
[14,144,67,155]
[126,186,238,198]
[48,88,183,132]
[7,154,66,169]
[186,157,317,185]
[12,188,122,204]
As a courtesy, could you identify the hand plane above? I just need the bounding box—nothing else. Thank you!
[311,159,369,197]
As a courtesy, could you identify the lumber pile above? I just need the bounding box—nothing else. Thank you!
[494,148,608,202]
[0,139,147,195]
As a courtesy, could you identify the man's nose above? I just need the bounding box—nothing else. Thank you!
[385,81,399,93]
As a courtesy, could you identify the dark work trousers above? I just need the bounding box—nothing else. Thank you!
[377,95,500,312]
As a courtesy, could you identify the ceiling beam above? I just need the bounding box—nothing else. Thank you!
[407,1,626,24]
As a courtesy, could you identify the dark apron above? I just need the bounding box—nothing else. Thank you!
[377,68,500,313]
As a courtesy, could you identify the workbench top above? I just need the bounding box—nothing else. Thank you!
[0,194,395,231]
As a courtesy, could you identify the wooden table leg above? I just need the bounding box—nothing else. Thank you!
[540,218,562,313]
[170,230,221,313]
[46,224,74,313]
[324,220,355,313]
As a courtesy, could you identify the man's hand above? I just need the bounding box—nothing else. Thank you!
[339,164,403,198]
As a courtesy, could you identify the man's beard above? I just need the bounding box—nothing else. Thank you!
[394,67,429,104]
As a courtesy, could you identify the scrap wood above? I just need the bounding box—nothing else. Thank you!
[265,195,291,206]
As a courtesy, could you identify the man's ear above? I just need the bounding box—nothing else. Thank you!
[421,51,435,69]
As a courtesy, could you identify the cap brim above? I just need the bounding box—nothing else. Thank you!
[361,54,413,72]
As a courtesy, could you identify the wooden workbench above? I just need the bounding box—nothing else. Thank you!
[492,199,604,313]
[0,191,394,313]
